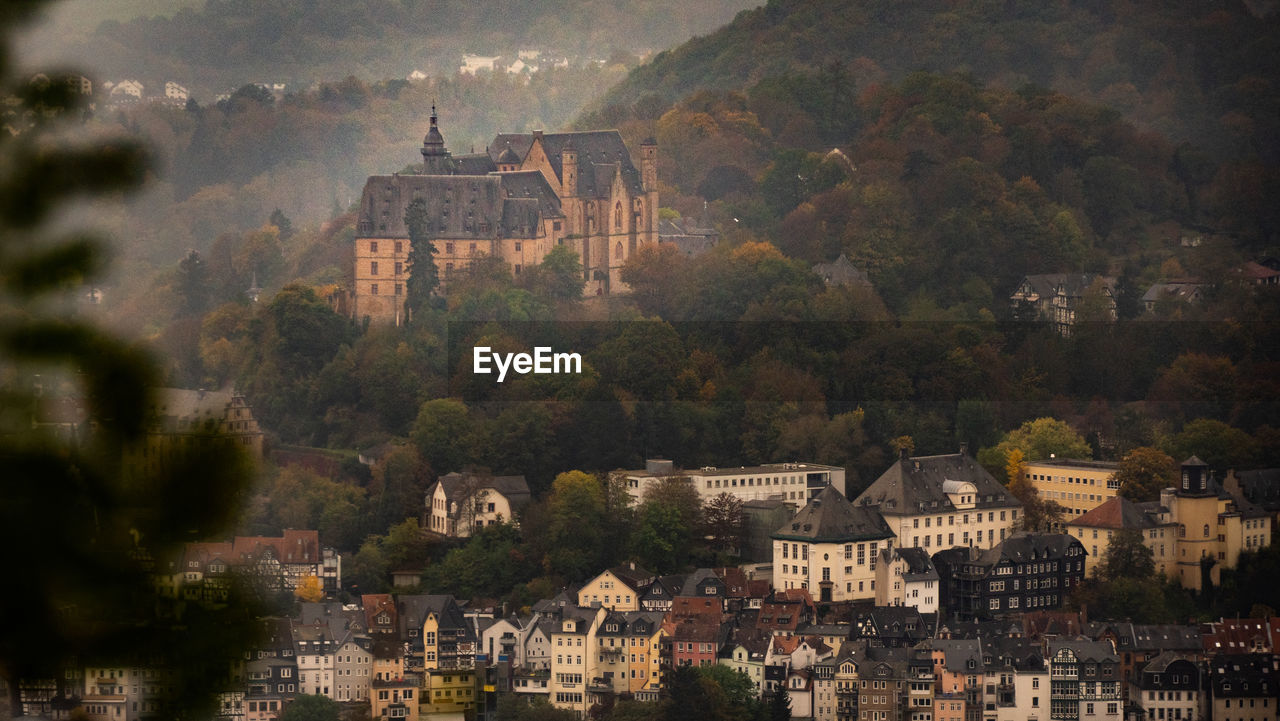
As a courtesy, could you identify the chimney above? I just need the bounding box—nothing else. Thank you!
[959,442,969,456]
[899,446,910,461]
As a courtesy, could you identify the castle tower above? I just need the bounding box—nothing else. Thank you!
[561,142,577,197]
[640,137,657,192]
[421,104,453,175]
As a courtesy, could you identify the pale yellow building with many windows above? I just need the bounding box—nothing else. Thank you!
[1025,458,1119,522]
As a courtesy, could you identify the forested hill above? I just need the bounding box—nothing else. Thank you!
[18,0,759,97]
[598,0,1279,155]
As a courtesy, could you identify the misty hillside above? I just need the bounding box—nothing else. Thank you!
[597,0,1279,158]
[17,0,760,97]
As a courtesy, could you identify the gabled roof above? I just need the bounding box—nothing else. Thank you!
[773,485,894,543]
[885,547,939,580]
[975,532,1084,567]
[678,568,725,597]
[856,450,1019,516]
[812,254,871,287]
[431,472,532,513]
[489,130,645,198]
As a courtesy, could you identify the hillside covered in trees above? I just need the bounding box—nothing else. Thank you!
[17,0,759,97]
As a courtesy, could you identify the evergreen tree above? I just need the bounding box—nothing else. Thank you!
[767,686,792,721]
[403,197,439,321]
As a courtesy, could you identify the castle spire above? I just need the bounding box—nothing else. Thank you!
[421,101,453,174]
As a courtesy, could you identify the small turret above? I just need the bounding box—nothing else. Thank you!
[420,103,453,174]
[561,141,578,197]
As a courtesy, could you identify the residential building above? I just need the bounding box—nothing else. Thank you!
[813,253,872,288]
[1009,273,1116,335]
[577,564,654,611]
[721,634,771,696]
[292,622,335,698]
[1023,458,1119,521]
[855,446,1023,553]
[1128,652,1205,721]
[1141,281,1207,314]
[931,532,1086,621]
[424,471,531,537]
[875,547,941,613]
[1046,639,1121,721]
[420,666,476,716]
[1065,496,1178,578]
[370,673,419,721]
[1207,653,1278,721]
[245,659,294,721]
[146,387,264,459]
[397,595,477,671]
[353,109,659,323]
[772,485,896,602]
[549,606,605,715]
[624,458,847,505]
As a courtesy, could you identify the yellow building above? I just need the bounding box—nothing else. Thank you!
[1065,496,1178,578]
[1024,458,1119,522]
[352,108,659,324]
[549,607,605,715]
[1070,457,1274,591]
[371,674,419,721]
[1159,457,1272,591]
[576,565,654,611]
[420,667,476,717]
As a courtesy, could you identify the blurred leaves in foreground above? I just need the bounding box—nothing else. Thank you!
[0,3,261,717]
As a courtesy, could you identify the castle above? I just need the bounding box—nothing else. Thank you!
[353,107,660,324]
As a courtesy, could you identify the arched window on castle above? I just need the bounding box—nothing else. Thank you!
[615,201,623,229]
[615,242,623,260]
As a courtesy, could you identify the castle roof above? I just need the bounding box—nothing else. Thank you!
[357,171,561,240]
[489,130,645,198]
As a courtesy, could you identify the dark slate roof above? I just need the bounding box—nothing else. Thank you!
[397,594,473,640]
[453,152,499,175]
[975,532,1085,567]
[856,451,1020,516]
[929,639,983,673]
[1014,273,1115,299]
[1233,468,1280,512]
[1048,638,1118,664]
[813,254,872,288]
[1208,654,1279,696]
[608,564,657,592]
[887,547,939,580]
[431,472,532,516]
[357,171,561,240]
[773,485,895,543]
[489,130,645,197]
[679,568,725,597]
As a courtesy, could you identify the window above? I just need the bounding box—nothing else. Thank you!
[446,242,455,253]
[394,261,403,274]
[370,261,379,275]
[394,241,402,253]
[371,284,379,295]
[395,283,402,295]
[370,241,378,253]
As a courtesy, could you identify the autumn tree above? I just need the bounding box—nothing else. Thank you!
[703,492,746,554]
[978,418,1092,482]
[545,471,608,580]
[1114,447,1177,502]
[294,575,325,603]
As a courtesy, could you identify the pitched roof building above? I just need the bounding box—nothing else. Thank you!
[854,446,1022,553]
[772,485,896,602]
[425,471,531,537]
[353,108,659,323]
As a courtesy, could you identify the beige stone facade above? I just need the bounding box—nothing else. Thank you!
[353,109,659,324]
[1025,458,1119,522]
